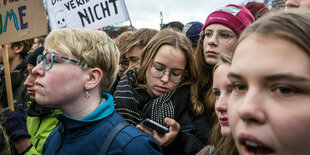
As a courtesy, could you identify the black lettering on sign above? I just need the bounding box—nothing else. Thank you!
[100,1,110,18]
[51,0,64,6]
[64,0,89,11]
[109,0,118,14]
[78,0,119,27]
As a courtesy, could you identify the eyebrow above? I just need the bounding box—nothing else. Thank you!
[264,74,310,82]
[205,29,233,33]
[228,72,310,82]
[212,87,219,91]
[228,72,244,80]
[153,61,185,71]
[128,56,139,59]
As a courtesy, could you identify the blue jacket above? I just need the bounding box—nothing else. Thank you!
[43,93,162,155]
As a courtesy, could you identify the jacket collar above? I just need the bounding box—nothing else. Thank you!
[56,93,114,132]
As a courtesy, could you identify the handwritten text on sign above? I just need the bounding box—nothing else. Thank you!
[45,0,130,30]
[0,0,48,45]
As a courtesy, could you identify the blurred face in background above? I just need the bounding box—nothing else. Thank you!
[285,0,310,9]
[126,45,142,70]
[0,44,18,64]
[24,64,36,99]
[212,63,232,137]
[31,38,41,52]
[118,55,129,77]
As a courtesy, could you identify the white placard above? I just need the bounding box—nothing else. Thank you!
[44,0,130,30]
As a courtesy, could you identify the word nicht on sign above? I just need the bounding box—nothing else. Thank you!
[78,0,119,27]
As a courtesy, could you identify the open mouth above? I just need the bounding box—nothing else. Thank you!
[241,139,275,154]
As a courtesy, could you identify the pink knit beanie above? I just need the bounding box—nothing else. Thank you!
[202,4,255,36]
[245,1,271,20]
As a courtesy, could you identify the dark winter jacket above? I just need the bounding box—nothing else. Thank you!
[43,93,162,155]
[0,59,29,113]
[114,70,213,155]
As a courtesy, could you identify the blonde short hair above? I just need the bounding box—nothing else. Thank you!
[44,28,120,91]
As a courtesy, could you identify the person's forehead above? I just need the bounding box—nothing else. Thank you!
[43,50,62,55]
[206,24,233,31]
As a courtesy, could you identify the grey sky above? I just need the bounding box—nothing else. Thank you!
[123,0,246,30]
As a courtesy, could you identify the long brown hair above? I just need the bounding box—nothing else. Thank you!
[193,32,215,116]
[136,29,205,115]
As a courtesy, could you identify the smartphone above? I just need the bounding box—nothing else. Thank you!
[140,118,169,135]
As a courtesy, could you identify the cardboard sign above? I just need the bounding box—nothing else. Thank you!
[45,0,130,30]
[0,0,48,45]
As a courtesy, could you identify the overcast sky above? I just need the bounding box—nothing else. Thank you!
[123,0,247,30]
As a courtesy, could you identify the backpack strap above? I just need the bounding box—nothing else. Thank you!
[99,121,130,155]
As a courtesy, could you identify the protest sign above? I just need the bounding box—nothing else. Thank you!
[45,0,130,30]
[0,0,48,45]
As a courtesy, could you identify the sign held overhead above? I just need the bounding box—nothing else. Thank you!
[0,0,48,45]
[45,0,130,30]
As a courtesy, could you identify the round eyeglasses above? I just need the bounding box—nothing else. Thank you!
[149,63,185,83]
[199,30,236,43]
[36,52,85,71]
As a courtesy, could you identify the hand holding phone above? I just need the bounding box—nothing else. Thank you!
[139,118,169,135]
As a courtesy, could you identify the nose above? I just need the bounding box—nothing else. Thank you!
[32,62,45,77]
[160,71,170,83]
[119,64,125,72]
[285,0,299,9]
[215,94,228,113]
[24,74,35,87]
[237,89,266,124]
[207,34,218,46]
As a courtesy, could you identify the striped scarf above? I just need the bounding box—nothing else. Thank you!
[114,69,176,126]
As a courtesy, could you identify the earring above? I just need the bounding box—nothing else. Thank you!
[85,91,90,99]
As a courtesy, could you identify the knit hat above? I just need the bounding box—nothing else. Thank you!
[182,21,203,47]
[202,4,254,36]
[27,46,44,66]
[245,1,270,20]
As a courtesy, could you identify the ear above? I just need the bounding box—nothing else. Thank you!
[84,68,103,90]
[14,44,24,54]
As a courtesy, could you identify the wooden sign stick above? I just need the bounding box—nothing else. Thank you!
[2,44,14,111]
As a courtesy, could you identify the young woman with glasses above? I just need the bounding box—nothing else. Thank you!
[183,5,254,155]
[195,4,254,91]
[28,28,162,154]
[114,29,212,154]
[192,4,254,140]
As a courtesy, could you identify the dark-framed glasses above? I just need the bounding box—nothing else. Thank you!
[149,63,185,83]
[36,52,85,71]
[199,30,235,43]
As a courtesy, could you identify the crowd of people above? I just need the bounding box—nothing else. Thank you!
[0,0,310,154]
